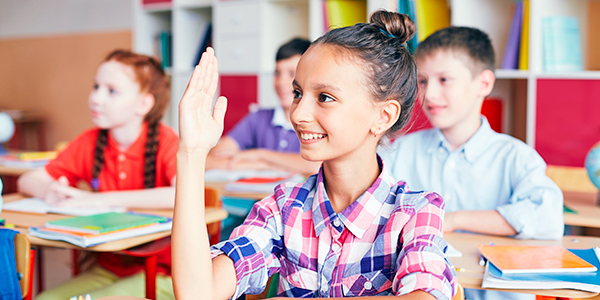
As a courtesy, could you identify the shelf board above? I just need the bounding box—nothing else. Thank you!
[535,71,600,80]
[179,2,212,9]
[142,2,173,12]
[495,69,530,79]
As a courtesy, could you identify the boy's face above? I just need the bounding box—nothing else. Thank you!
[274,54,302,111]
[417,50,487,133]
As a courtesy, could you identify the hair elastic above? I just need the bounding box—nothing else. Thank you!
[379,28,395,38]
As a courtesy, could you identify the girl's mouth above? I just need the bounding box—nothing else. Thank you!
[300,133,327,141]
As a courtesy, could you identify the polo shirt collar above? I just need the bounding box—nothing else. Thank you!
[312,156,394,239]
[271,106,294,131]
[105,122,148,160]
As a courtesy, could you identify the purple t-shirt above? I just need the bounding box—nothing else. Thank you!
[227,108,300,153]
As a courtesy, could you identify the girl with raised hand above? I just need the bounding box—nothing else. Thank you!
[18,50,178,299]
[173,10,456,300]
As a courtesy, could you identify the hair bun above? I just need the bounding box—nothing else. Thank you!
[370,10,415,43]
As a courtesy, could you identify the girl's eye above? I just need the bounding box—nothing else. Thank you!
[418,79,427,86]
[318,94,335,103]
[440,77,449,83]
[293,89,302,99]
[109,88,117,95]
[93,84,99,90]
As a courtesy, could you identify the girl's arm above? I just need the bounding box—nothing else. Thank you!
[19,169,177,209]
[17,169,56,199]
[172,48,237,300]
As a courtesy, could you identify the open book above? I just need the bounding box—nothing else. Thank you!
[2,198,126,216]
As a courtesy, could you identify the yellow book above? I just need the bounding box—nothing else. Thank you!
[415,0,450,42]
[16,151,57,161]
[518,0,530,70]
[325,0,367,29]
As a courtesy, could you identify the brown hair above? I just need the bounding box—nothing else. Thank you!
[91,50,170,190]
[311,10,418,140]
[415,26,496,76]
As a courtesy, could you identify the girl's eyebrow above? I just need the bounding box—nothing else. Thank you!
[311,83,340,91]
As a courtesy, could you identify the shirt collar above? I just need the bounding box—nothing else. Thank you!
[462,116,492,163]
[271,106,294,131]
[425,116,491,163]
[105,122,148,160]
[311,156,395,239]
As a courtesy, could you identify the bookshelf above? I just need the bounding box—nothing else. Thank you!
[133,0,600,166]
[134,0,212,129]
[451,0,600,167]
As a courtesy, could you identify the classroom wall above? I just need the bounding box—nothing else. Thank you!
[0,0,133,150]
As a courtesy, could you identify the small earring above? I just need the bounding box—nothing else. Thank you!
[373,126,381,138]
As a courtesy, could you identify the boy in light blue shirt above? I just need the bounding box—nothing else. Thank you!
[379,27,564,300]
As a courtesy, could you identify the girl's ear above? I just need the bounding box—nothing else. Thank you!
[372,100,401,136]
[137,93,155,116]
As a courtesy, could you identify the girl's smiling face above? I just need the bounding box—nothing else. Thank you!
[88,60,148,130]
[290,45,381,163]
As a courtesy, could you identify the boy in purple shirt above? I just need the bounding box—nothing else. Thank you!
[207,38,321,174]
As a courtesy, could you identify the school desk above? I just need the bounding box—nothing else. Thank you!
[563,190,600,228]
[446,232,600,299]
[205,180,271,200]
[0,193,228,299]
[0,164,38,176]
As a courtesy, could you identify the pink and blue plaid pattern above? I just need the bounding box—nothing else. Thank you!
[211,159,457,299]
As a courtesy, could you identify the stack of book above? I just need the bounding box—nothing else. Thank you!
[0,151,56,168]
[479,244,600,292]
[29,212,172,248]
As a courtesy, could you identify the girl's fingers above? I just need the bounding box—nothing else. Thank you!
[184,51,208,99]
[200,48,215,96]
[207,51,220,102]
[213,96,227,125]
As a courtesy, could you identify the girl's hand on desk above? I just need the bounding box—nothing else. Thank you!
[178,47,227,154]
[443,212,457,233]
[46,176,72,204]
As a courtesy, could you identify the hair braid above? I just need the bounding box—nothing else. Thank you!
[143,120,160,189]
[91,130,108,191]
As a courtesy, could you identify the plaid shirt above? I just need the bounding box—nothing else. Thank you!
[211,159,457,299]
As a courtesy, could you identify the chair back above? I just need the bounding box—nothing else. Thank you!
[205,187,222,245]
[452,282,464,300]
[546,165,597,193]
[14,233,32,299]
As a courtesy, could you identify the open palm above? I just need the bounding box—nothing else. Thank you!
[178,47,227,153]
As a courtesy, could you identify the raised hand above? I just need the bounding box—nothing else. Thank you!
[178,47,227,154]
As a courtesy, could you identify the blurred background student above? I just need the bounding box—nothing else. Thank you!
[206,38,320,175]
[18,49,177,300]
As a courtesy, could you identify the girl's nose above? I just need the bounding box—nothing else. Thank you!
[290,95,314,125]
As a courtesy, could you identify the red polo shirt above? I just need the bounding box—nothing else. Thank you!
[45,122,178,277]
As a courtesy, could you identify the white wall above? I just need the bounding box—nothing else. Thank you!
[0,0,132,39]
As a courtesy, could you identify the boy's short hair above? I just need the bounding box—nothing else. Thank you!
[276,38,311,61]
[415,26,495,75]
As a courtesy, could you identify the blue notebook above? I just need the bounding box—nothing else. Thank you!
[542,16,583,72]
[482,247,600,292]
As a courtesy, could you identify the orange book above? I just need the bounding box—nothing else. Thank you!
[478,244,597,274]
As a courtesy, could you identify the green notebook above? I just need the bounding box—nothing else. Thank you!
[45,212,168,235]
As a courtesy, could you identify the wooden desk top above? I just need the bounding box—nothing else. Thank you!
[1,193,228,252]
[206,181,271,201]
[446,232,600,298]
[0,163,38,176]
[563,191,600,228]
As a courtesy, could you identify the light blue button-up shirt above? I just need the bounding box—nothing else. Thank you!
[379,117,565,300]
[380,117,564,239]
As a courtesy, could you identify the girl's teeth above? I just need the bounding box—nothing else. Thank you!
[301,133,325,140]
